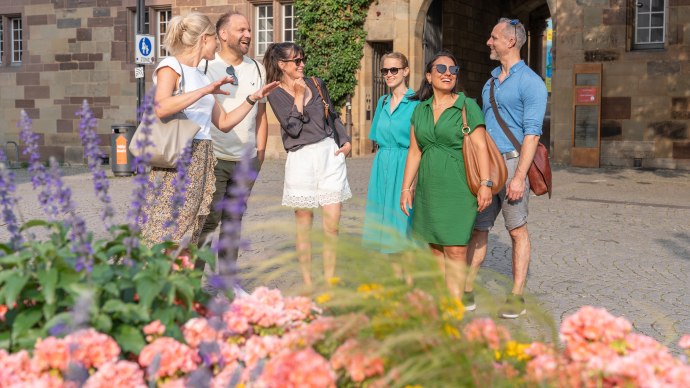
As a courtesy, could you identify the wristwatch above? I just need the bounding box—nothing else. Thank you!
[246,95,257,105]
[480,179,493,188]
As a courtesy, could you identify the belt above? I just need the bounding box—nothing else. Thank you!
[502,150,520,160]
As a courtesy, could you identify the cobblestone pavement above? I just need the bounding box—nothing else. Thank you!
[3,156,690,349]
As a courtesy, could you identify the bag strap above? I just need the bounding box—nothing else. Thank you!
[174,57,186,94]
[489,77,521,151]
[460,102,470,135]
[310,76,329,120]
[250,57,263,87]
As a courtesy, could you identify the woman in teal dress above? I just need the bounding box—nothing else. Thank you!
[400,51,493,299]
[363,52,419,255]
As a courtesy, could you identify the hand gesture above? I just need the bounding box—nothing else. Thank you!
[207,76,234,95]
[251,81,281,101]
[476,186,492,212]
[400,189,414,217]
[335,142,351,157]
[292,78,307,96]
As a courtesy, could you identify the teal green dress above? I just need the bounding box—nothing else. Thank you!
[363,89,419,253]
[410,93,484,245]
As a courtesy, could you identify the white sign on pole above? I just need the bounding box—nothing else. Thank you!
[135,34,156,65]
[134,67,145,79]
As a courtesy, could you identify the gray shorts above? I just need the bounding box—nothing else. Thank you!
[474,157,530,231]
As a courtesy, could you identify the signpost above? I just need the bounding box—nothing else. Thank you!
[135,0,148,122]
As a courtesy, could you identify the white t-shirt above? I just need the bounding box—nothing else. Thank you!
[202,53,266,161]
[153,57,214,140]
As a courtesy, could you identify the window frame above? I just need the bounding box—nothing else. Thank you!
[282,3,297,43]
[254,3,274,57]
[632,0,666,50]
[156,8,171,59]
[0,19,4,65]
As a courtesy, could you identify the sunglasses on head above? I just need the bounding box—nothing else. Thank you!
[433,64,460,75]
[280,57,306,66]
[509,19,520,40]
[225,66,238,84]
[380,67,403,76]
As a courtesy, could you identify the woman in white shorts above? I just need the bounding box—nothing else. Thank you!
[265,42,352,287]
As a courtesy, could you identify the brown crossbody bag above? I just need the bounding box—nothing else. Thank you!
[489,78,552,198]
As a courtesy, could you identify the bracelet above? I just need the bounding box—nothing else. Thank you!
[246,95,257,105]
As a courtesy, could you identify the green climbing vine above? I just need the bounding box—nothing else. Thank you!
[295,0,374,109]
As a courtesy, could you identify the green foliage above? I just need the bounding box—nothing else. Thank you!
[295,0,374,108]
[0,221,212,354]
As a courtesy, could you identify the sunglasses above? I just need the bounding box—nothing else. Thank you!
[380,67,403,76]
[433,64,460,75]
[225,66,238,85]
[509,19,520,40]
[280,57,306,66]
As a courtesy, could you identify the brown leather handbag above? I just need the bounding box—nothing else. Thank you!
[461,103,508,196]
[489,79,552,198]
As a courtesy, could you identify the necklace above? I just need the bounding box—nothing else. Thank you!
[433,97,455,109]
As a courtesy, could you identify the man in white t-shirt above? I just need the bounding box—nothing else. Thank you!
[197,11,267,295]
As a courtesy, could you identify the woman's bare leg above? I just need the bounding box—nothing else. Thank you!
[295,209,314,286]
[321,202,341,282]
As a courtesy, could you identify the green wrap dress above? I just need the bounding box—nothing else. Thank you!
[410,93,485,245]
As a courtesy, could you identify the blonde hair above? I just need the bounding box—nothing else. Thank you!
[380,52,410,85]
[163,12,215,56]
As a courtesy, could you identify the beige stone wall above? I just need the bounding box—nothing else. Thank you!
[551,0,690,169]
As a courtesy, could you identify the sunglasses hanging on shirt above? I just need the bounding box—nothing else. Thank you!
[226,65,238,85]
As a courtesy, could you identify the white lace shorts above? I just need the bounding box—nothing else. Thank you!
[282,137,352,208]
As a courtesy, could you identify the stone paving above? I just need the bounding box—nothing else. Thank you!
[2,156,690,350]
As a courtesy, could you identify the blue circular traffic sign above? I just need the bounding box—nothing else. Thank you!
[139,37,152,56]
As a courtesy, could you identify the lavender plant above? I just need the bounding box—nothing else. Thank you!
[77,100,114,230]
[128,89,156,236]
[0,149,22,252]
[164,141,193,238]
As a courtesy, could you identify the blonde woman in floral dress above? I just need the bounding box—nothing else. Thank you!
[140,12,278,247]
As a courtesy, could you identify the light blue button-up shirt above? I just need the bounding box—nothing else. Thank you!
[481,60,548,153]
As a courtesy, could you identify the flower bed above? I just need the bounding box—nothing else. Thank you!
[1,287,689,387]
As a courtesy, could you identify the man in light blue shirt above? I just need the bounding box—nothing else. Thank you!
[464,18,547,319]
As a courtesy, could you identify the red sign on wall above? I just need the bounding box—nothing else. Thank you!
[576,87,598,104]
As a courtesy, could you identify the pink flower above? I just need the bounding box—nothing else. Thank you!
[283,296,319,322]
[32,336,70,371]
[405,289,438,319]
[678,335,690,349]
[258,348,336,388]
[83,360,146,388]
[560,306,631,346]
[0,305,8,321]
[160,378,187,388]
[143,320,166,336]
[210,364,240,388]
[0,350,39,386]
[182,317,222,348]
[139,337,199,379]
[462,318,511,350]
[282,317,337,349]
[223,308,251,335]
[243,335,283,368]
[330,339,385,382]
[66,328,121,369]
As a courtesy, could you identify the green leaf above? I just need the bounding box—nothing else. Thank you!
[45,312,74,333]
[113,324,146,354]
[3,272,29,306]
[135,274,164,311]
[20,219,51,230]
[102,300,149,322]
[12,307,43,335]
[91,265,113,284]
[93,314,113,333]
[37,268,59,305]
[42,303,57,321]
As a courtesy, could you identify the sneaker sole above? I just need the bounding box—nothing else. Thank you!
[499,309,526,319]
[464,303,476,312]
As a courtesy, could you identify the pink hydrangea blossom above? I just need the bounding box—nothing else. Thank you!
[182,317,222,348]
[143,320,166,337]
[462,318,511,350]
[139,337,199,379]
[678,335,690,349]
[32,336,70,371]
[0,350,39,386]
[330,338,385,382]
[210,364,240,388]
[258,347,336,388]
[83,360,146,388]
[242,335,283,368]
[66,328,121,369]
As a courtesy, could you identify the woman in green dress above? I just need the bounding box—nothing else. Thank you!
[400,51,493,300]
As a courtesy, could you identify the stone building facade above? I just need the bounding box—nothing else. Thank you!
[1,0,689,169]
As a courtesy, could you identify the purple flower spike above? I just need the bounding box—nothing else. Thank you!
[0,149,23,251]
[77,100,114,230]
[17,110,45,190]
[127,88,157,245]
[164,140,193,238]
[213,145,257,287]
